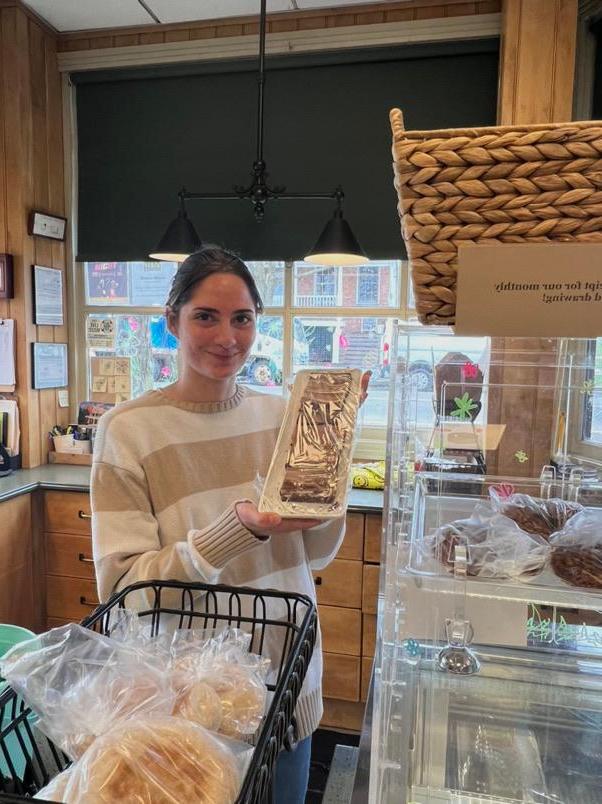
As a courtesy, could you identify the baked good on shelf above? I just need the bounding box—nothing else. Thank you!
[551,545,602,589]
[429,506,549,580]
[62,717,240,804]
[491,492,583,540]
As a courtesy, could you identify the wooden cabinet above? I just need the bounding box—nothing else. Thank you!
[313,559,362,608]
[0,494,36,630]
[319,508,382,732]
[44,491,96,628]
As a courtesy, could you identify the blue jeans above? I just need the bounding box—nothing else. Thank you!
[272,736,312,804]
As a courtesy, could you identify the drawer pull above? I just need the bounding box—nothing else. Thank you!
[314,576,322,586]
[78,510,92,520]
[79,596,98,608]
[78,553,94,565]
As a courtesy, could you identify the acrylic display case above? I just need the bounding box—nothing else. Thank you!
[367,326,602,804]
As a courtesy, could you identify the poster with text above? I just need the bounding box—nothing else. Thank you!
[86,262,129,305]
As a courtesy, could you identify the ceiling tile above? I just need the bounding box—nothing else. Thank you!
[296,0,399,8]
[148,0,293,25]
[22,0,154,32]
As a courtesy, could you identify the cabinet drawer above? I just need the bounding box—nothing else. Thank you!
[337,512,364,561]
[364,514,382,563]
[322,652,360,702]
[362,564,379,614]
[46,575,99,621]
[44,491,92,536]
[313,559,362,609]
[361,657,373,702]
[319,605,361,656]
[321,699,364,732]
[362,613,376,657]
[46,533,95,580]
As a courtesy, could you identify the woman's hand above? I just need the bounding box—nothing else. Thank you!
[236,501,321,537]
[360,370,372,406]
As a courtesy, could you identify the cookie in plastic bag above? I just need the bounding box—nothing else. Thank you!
[550,509,602,589]
[489,489,582,540]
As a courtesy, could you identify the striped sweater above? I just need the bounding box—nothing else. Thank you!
[91,385,346,739]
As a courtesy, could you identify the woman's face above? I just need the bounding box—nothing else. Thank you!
[167,272,257,383]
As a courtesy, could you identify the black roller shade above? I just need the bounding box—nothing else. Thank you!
[75,39,499,262]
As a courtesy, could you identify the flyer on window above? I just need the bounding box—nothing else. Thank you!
[86,317,116,349]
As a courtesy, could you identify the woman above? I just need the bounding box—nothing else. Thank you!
[91,246,369,803]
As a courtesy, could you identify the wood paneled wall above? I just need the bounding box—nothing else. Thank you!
[0,4,68,468]
[57,0,501,52]
[498,0,578,124]
[488,1,578,476]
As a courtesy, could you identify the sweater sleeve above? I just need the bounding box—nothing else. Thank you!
[302,516,346,571]
[92,460,266,602]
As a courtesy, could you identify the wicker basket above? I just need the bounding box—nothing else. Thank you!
[390,109,602,325]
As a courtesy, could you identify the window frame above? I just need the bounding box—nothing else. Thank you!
[75,259,411,458]
[563,338,602,465]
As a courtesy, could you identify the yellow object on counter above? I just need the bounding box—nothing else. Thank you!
[351,461,386,490]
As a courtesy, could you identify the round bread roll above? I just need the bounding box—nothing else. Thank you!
[63,717,240,804]
[204,663,267,738]
[173,680,223,731]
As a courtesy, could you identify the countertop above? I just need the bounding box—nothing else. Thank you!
[0,465,384,511]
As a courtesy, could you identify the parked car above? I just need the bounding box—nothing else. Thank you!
[242,317,309,386]
[378,322,489,390]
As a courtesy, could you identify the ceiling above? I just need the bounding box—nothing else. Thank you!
[22,0,404,33]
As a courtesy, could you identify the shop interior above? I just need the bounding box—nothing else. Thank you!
[1,1,602,802]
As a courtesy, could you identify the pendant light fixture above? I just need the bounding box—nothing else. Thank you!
[150,0,368,266]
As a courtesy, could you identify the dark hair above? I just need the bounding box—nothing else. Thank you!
[166,245,264,316]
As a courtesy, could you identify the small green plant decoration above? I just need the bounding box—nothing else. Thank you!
[450,392,478,420]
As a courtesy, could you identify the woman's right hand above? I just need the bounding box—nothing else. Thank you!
[235,501,320,537]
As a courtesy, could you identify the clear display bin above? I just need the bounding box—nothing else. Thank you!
[367,327,602,803]
[374,641,602,803]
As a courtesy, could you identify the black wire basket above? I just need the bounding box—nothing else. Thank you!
[0,579,317,804]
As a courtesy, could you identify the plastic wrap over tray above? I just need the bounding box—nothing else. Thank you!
[259,368,362,518]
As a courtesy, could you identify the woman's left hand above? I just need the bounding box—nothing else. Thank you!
[359,370,372,407]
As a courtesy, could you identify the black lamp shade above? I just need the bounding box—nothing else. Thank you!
[149,210,202,262]
[304,210,368,266]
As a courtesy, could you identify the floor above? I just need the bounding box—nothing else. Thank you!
[307,729,360,803]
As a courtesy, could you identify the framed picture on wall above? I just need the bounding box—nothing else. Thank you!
[0,254,14,299]
[32,342,68,389]
[32,265,64,326]
[28,211,67,241]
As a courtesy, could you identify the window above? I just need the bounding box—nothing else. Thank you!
[357,265,379,305]
[581,337,602,446]
[79,259,408,453]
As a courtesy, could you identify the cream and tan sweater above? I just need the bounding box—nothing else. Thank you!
[91,385,345,739]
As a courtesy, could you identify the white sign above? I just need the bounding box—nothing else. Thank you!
[455,243,602,337]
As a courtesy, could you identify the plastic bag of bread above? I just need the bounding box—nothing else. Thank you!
[489,487,583,540]
[34,767,73,801]
[428,504,550,580]
[549,509,602,589]
[0,623,174,760]
[61,716,251,804]
[170,628,269,738]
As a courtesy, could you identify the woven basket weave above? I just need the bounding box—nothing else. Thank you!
[390,109,602,325]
